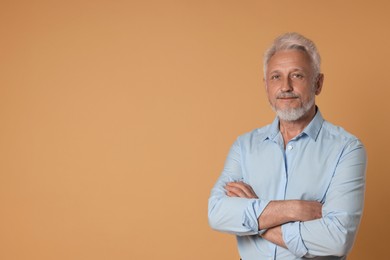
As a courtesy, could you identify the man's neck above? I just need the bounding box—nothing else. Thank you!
[279,106,316,146]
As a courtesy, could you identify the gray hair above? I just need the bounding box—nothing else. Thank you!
[263,32,321,78]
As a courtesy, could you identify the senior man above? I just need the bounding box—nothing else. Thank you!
[208,32,367,259]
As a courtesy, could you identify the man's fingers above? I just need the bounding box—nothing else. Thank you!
[246,185,257,196]
[225,182,258,199]
[226,189,241,198]
[225,185,247,198]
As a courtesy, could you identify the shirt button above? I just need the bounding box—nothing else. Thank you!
[287,145,293,150]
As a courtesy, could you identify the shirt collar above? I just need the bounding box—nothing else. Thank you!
[303,108,324,141]
[265,107,324,142]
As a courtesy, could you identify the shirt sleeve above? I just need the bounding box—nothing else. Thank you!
[208,139,270,236]
[282,139,367,257]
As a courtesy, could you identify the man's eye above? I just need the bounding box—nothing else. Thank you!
[270,75,280,80]
[291,73,303,79]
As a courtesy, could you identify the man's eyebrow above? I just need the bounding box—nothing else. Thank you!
[268,69,281,74]
[290,68,306,73]
[268,68,306,74]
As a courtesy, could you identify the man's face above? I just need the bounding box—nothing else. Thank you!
[264,50,322,121]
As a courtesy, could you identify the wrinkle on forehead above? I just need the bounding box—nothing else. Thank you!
[267,50,313,75]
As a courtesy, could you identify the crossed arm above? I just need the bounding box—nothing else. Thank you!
[225,181,322,248]
[209,138,366,257]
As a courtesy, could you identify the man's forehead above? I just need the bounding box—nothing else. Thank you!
[267,50,312,71]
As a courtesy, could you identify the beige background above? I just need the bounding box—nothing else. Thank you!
[0,1,389,259]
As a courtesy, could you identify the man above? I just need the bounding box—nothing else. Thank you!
[208,32,367,259]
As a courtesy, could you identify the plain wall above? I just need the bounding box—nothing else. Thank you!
[1,0,389,259]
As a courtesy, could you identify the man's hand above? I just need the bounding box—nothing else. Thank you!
[225,181,258,199]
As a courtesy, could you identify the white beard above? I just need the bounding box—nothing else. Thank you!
[272,95,315,122]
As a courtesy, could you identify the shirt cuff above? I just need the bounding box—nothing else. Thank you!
[242,199,270,235]
[282,222,308,257]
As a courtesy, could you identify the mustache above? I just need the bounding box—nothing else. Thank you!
[277,92,300,99]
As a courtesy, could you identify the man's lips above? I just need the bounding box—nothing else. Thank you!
[277,97,298,100]
[277,93,299,99]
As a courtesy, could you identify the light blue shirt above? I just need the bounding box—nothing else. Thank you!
[208,109,367,259]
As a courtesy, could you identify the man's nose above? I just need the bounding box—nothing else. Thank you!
[281,77,293,92]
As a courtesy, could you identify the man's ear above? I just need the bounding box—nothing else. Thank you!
[263,78,268,90]
[315,73,324,95]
